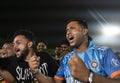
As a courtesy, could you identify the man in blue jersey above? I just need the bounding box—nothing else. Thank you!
[54,18,120,83]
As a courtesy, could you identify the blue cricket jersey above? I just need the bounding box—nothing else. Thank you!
[54,41,120,83]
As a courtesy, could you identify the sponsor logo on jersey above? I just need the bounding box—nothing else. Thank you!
[111,58,120,67]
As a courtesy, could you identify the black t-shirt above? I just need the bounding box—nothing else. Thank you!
[0,52,59,83]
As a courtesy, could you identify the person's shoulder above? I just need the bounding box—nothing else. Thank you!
[60,51,74,63]
[89,41,111,51]
[63,51,74,57]
[36,52,55,61]
[36,52,50,56]
[93,45,112,52]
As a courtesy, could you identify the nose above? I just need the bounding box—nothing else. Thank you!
[66,28,72,35]
[66,30,71,39]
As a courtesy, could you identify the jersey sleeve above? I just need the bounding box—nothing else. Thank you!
[103,48,120,78]
[54,57,66,81]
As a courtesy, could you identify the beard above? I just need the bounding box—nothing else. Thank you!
[17,47,29,61]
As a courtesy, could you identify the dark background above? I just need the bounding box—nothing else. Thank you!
[0,0,120,51]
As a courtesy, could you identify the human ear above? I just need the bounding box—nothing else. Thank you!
[28,41,33,48]
[83,28,88,35]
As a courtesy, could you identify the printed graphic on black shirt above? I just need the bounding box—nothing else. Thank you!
[14,61,48,82]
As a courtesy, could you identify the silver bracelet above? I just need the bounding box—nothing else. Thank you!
[88,71,93,83]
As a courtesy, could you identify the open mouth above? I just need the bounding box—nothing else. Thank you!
[15,48,20,56]
[69,36,74,40]
[15,48,20,52]
[68,35,74,42]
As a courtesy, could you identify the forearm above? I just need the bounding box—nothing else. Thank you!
[92,73,120,83]
[0,70,15,83]
[34,72,55,83]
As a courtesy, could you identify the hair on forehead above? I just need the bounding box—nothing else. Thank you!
[13,29,36,45]
[60,39,70,46]
[66,18,92,41]
[66,18,88,29]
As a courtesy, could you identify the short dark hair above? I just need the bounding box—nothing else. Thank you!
[66,18,88,29]
[66,18,92,41]
[38,40,48,46]
[13,29,36,45]
[60,39,70,46]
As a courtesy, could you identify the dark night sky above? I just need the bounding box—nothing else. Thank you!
[0,0,120,51]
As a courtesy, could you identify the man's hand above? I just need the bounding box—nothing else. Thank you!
[26,55,40,74]
[68,55,90,83]
[0,49,8,58]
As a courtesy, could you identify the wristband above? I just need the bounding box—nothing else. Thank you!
[88,71,93,83]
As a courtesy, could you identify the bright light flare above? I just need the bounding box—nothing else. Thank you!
[102,24,120,37]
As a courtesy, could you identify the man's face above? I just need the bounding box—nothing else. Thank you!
[66,21,87,47]
[61,44,69,54]
[2,43,14,57]
[55,47,61,55]
[37,42,46,52]
[13,35,29,59]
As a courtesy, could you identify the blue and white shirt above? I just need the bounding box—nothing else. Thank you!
[54,41,120,83]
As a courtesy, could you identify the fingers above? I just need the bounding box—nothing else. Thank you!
[68,56,84,74]
[29,56,40,66]
[68,56,79,72]
[69,56,81,65]
[26,55,40,71]
[26,55,40,62]
[0,49,8,58]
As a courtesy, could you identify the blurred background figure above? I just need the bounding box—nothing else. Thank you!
[58,39,71,62]
[0,41,15,83]
[37,40,47,52]
[60,39,71,56]
[2,41,15,57]
[0,49,5,83]
[36,40,58,65]
[54,45,62,64]
[0,41,15,58]
[0,49,4,58]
